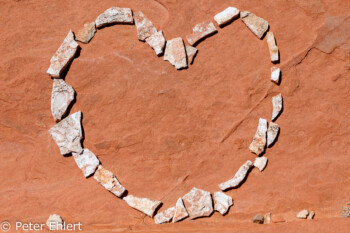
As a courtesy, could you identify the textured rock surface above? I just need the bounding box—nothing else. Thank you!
[271,67,281,83]
[272,94,283,121]
[214,191,233,215]
[249,118,268,155]
[51,79,75,122]
[76,22,96,43]
[253,214,264,224]
[48,111,83,155]
[46,214,63,230]
[134,11,157,41]
[182,187,213,219]
[73,149,100,177]
[240,11,269,39]
[297,209,309,219]
[264,212,271,224]
[123,195,162,217]
[266,32,279,62]
[185,46,198,65]
[267,122,279,147]
[154,206,175,224]
[3,1,350,232]
[145,30,166,55]
[94,165,126,197]
[214,7,240,26]
[164,37,187,69]
[186,21,217,45]
[219,160,253,191]
[173,198,189,223]
[95,7,133,28]
[253,156,268,172]
[46,30,79,78]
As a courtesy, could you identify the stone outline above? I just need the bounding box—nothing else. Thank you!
[47,6,282,224]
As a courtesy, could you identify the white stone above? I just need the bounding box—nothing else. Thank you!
[51,79,75,122]
[272,93,283,121]
[185,46,198,65]
[95,7,133,28]
[94,165,126,197]
[46,214,63,231]
[134,11,157,41]
[267,122,279,147]
[47,30,79,78]
[186,21,217,45]
[123,195,162,217]
[182,187,213,219]
[249,118,268,155]
[146,30,166,55]
[73,149,100,177]
[266,32,279,62]
[271,67,281,84]
[219,160,253,191]
[49,111,83,155]
[164,37,187,69]
[214,7,240,26]
[297,209,309,219]
[154,207,175,224]
[213,192,233,215]
[173,198,189,223]
[253,156,268,172]
[308,211,315,219]
[264,212,271,224]
[240,11,269,39]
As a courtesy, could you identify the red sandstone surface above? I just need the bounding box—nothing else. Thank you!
[0,0,349,232]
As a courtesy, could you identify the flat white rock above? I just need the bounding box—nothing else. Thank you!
[272,93,283,121]
[271,67,281,83]
[173,198,189,223]
[94,165,126,197]
[185,46,198,65]
[297,209,309,219]
[49,111,83,155]
[164,37,187,69]
[51,79,75,122]
[154,206,175,224]
[186,21,217,45]
[182,187,213,219]
[214,7,240,26]
[123,195,162,217]
[266,31,279,62]
[46,214,63,231]
[95,7,133,28]
[240,11,269,39]
[219,160,253,191]
[214,192,233,215]
[267,122,279,147]
[253,156,268,172]
[47,30,79,78]
[73,149,100,177]
[249,118,268,155]
[146,30,166,55]
[134,11,157,41]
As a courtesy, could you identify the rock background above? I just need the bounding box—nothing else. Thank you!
[0,0,349,232]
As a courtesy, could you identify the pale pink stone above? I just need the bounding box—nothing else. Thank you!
[272,93,283,121]
[123,195,162,217]
[172,198,189,223]
[267,122,279,147]
[73,149,100,177]
[94,165,126,197]
[214,192,233,215]
[240,11,269,39]
[249,118,268,155]
[182,187,213,219]
[154,206,175,224]
[134,11,157,41]
[253,156,268,172]
[186,21,217,45]
[95,7,133,28]
[51,79,75,122]
[76,22,96,43]
[185,46,198,65]
[271,67,281,84]
[164,37,187,69]
[146,30,166,55]
[266,32,279,62]
[214,7,240,26]
[219,160,253,191]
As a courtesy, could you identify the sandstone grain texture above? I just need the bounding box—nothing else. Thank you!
[219,160,253,191]
[145,30,166,55]
[51,79,75,122]
[76,22,96,43]
[173,198,189,223]
[94,165,126,197]
[154,206,175,224]
[73,149,100,177]
[123,195,162,217]
[95,7,133,28]
[267,122,279,147]
[46,30,79,78]
[49,111,83,155]
[266,32,279,62]
[240,11,269,39]
[253,156,268,172]
[214,7,240,26]
[164,37,187,69]
[272,94,283,121]
[186,21,217,45]
[249,118,268,155]
[134,11,157,41]
[182,187,213,219]
[213,191,233,215]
